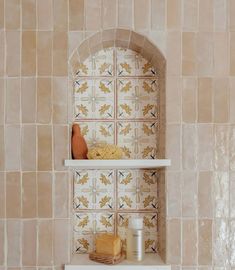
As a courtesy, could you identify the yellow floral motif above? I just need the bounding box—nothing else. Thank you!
[99,82,111,93]
[99,196,111,208]
[78,196,89,208]
[142,62,152,74]
[120,62,131,74]
[142,104,154,116]
[120,172,132,185]
[143,81,154,93]
[120,123,131,135]
[120,104,132,115]
[121,146,131,158]
[120,195,132,207]
[78,238,89,250]
[99,126,111,137]
[142,124,154,136]
[76,82,88,93]
[78,63,88,75]
[78,173,89,185]
[99,104,111,115]
[119,218,129,228]
[121,81,132,92]
[143,216,155,229]
[145,239,155,250]
[142,146,154,158]
[99,63,111,75]
[143,172,156,185]
[78,216,89,228]
[100,173,111,185]
[100,216,112,228]
[81,125,89,136]
[143,195,155,208]
[78,104,88,116]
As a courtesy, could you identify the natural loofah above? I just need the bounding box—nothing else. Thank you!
[87,144,123,160]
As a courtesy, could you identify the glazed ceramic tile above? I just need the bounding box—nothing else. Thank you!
[117,78,158,119]
[117,121,158,159]
[74,170,115,210]
[117,212,158,253]
[76,48,114,77]
[117,170,158,210]
[116,48,156,77]
[74,78,115,119]
[77,121,115,147]
[73,212,115,254]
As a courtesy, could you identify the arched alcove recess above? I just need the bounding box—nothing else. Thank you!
[69,28,167,262]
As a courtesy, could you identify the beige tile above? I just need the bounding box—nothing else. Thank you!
[230,32,235,75]
[230,78,235,123]
[167,219,181,264]
[213,78,229,123]
[0,172,5,218]
[37,172,52,218]
[22,0,36,29]
[85,0,102,30]
[151,0,165,30]
[69,0,84,30]
[53,77,68,124]
[230,220,235,266]
[22,125,36,171]
[198,78,212,123]
[22,31,36,76]
[229,0,235,31]
[37,31,53,76]
[166,76,181,123]
[68,31,84,56]
[214,0,227,31]
[230,173,235,218]
[118,0,133,28]
[167,32,181,75]
[182,124,197,170]
[6,78,20,124]
[7,220,21,266]
[148,31,166,56]
[53,219,69,265]
[22,173,36,218]
[134,0,150,30]
[198,219,212,265]
[37,0,53,30]
[6,31,20,76]
[37,78,52,124]
[5,0,20,30]
[37,125,52,171]
[214,33,229,76]
[182,220,197,265]
[53,31,68,76]
[182,0,198,31]
[197,33,213,76]
[38,220,53,266]
[53,125,68,170]
[5,125,21,171]
[0,220,4,265]
[53,0,68,30]
[199,0,213,31]
[21,78,36,123]
[54,172,69,218]
[0,30,4,76]
[6,172,21,218]
[182,172,197,218]
[22,220,36,266]
[182,32,196,75]
[167,0,181,30]
[0,0,3,29]
[0,126,4,171]
[102,0,117,28]
[166,172,181,217]
[198,124,213,170]
[198,172,213,218]
[230,126,235,171]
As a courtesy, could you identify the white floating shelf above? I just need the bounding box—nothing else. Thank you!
[64,159,171,169]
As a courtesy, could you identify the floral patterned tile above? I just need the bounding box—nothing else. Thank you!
[74,78,115,119]
[116,48,156,77]
[78,121,115,147]
[117,170,158,210]
[117,121,158,159]
[117,212,158,253]
[117,78,158,119]
[73,212,115,254]
[74,170,115,210]
[75,48,114,77]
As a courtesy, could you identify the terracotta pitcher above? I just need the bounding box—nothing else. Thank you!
[71,123,88,159]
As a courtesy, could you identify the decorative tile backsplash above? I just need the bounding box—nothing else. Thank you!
[73,47,159,254]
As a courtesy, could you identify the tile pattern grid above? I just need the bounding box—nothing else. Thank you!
[73,48,159,254]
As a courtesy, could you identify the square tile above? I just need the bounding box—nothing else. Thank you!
[74,170,115,210]
[116,48,156,77]
[117,212,158,253]
[117,170,158,210]
[117,121,158,159]
[74,78,115,119]
[117,78,158,119]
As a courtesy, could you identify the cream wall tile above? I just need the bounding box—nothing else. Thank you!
[198,124,213,170]
[198,219,212,265]
[182,0,198,31]
[230,78,235,123]
[198,172,213,218]
[5,0,20,30]
[198,78,212,123]
[182,220,197,265]
[0,173,5,218]
[230,32,235,75]
[231,126,235,171]
[182,32,197,76]
[0,31,4,76]
[230,220,235,265]
[167,219,181,264]
[0,126,4,171]
[37,0,53,30]
[22,220,36,266]
[134,0,150,30]
[68,31,84,56]
[167,0,181,30]
[148,31,166,56]
[5,125,21,171]
[22,125,36,171]
[6,78,20,124]
[22,172,36,218]
[21,78,36,123]
[229,0,235,31]
[214,33,229,77]
[0,0,3,29]
[214,0,227,31]
[102,0,117,28]
[118,0,133,28]
[37,125,52,171]
[0,220,4,265]
[53,0,68,31]
[230,172,235,218]
[85,0,102,31]
[38,220,53,266]
[7,220,21,267]
[22,31,36,76]
[37,172,52,218]
[22,0,36,30]
[198,0,213,31]
[6,31,20,76]
[167,32,181,75]
[69,0,84,30]
[151,0,165,30]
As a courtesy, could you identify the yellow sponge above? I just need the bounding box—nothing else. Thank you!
[87,144,123,160]
[95,234,122,256]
